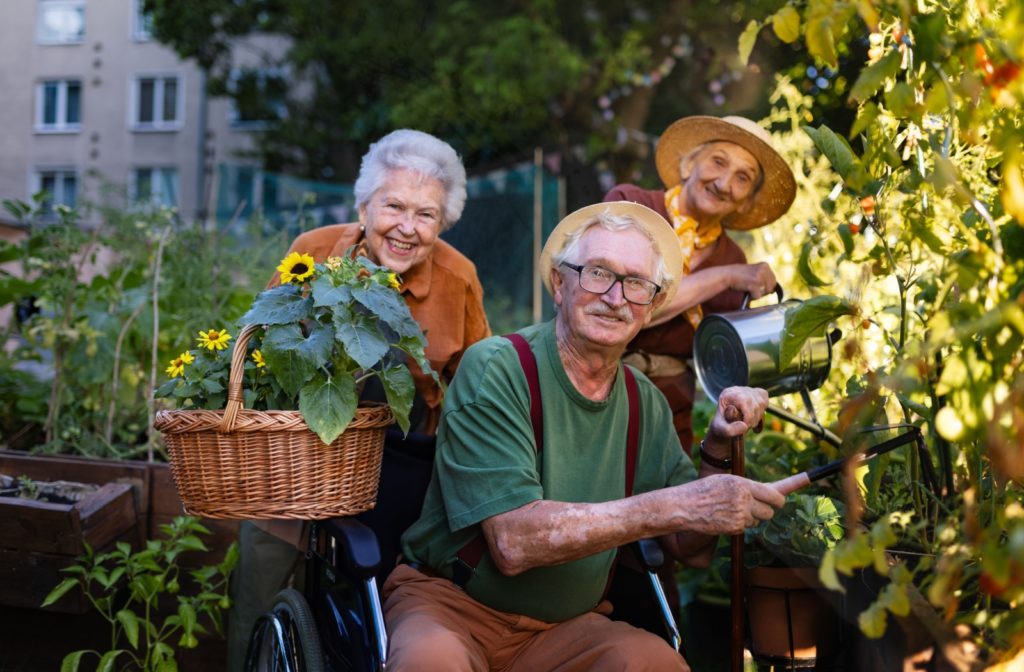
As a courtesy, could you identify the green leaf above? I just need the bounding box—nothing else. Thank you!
[738,20,761,65]
[240,285,312,326]
[805,15,837,68]
[299,372,357,444]
[779,295,855,369]
[60,651,87,672]
[352,284,421,338]
[849,102,879,138]
[797,242,833,287]
[97,650,126,672]
[310,276,352,307]
[178,602,198,633]
[848,49,901,103]
[858,601,888,638]
[803,125,857,180]
[116,609,140,649]
[380,366,415,434]
[262,322,333,396]
[334,311,390,370]
[771,7,800,43]
[42,578,80,607]
[884,81,917,118]
[818,550,845,592]
[837,224,855,256]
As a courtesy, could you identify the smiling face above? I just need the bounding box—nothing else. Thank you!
[678,141,762,225]
[552,225,660,353]
[358,168,446,274]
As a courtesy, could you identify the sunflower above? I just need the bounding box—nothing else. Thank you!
[197,328,232,351]
[165,351,195,378]
[277,252,316,284]
[386,272,401,290]
[252,349,266,369]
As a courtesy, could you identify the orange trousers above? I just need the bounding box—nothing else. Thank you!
[382,564,690,672]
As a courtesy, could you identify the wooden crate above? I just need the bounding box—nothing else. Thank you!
[0,482,137,613]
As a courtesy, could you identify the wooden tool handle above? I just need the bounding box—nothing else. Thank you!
[771,472,812,495]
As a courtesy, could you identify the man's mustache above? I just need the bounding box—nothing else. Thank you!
[585,304,634,323]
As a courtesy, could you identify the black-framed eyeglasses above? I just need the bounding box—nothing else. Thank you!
[560,262,661,306]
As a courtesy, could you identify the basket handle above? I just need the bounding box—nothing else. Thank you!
[219,324,262,433]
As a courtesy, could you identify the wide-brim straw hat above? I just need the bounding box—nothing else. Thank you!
[655,115,796,231]
[539,201,682,312]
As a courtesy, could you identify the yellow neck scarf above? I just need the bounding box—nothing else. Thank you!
[664,185,724,328]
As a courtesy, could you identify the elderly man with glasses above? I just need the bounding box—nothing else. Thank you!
[379,201,784,672]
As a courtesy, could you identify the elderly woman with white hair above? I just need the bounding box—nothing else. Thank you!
[227,129,491,670]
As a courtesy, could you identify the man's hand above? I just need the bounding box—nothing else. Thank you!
[705,386,768,450]
[675,474,784,535]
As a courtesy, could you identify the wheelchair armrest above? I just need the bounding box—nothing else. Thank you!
[633,538,665,571]
[319,517,382,580]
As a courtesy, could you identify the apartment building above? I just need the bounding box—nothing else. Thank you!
[0,0,285,227]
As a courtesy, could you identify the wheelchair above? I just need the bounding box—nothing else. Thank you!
[243,431,682,672]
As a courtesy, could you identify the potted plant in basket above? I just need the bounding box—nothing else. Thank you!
[153,250,439,520]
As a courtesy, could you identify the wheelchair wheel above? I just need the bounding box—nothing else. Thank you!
[245,588,326,672]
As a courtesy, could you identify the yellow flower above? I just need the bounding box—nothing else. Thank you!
[197,328,232,351]
[252,349,266,368]
[324,256,343,272]
[386,272,401,290]
[165,351,194,378]
[277,252,316,284]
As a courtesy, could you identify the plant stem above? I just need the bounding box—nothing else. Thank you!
[106,299,146,445]
[147,226,172,463]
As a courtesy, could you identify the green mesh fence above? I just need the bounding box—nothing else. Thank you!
[215,163,562,333]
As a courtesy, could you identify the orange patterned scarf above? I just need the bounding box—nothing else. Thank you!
[664,185,724,328]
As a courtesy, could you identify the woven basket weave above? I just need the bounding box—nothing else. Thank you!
[154,324,393,520]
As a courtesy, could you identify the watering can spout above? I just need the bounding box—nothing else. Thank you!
[828,328,842,346]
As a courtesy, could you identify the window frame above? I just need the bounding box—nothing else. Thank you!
[32,167,79,216]
[130,73,184,132]
[130,166,179,208]
[36,0,86,45]
[34,79,82,133]
[131,0,152,42]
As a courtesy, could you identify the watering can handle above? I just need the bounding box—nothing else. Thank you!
[740,284,784,311]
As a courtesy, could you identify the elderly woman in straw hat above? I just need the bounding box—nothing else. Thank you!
[604,115,796,456]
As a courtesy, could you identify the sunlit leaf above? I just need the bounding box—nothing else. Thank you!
[803,125,857,180]
[848,49,901,103]
[805,15,838,68]
[855,0,879,30]
[772,7,801,43]
[1002,149,1024,223]
[858,601,889,638]
[780,295,856,369]
[738,20,761,65]
[300,372,357,444]
[819,549,845,592]
[797,242,834,287]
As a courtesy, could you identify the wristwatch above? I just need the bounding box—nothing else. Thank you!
[699,439,733,470]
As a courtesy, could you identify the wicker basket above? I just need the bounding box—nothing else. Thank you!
[154,324,393,519]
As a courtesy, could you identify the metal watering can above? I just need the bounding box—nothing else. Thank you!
[693,287,841,404]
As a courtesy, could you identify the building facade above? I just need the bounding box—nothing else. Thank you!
[0,0,283,227]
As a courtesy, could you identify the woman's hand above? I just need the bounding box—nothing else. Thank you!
[726,262,776,299]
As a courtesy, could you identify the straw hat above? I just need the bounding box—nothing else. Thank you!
[655,115,796,231]
[539,201,682,310]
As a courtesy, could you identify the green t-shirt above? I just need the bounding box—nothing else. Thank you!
[400,321,697,622]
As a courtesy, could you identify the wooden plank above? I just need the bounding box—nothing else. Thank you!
[0,497,77,555]
[78,483,136,552]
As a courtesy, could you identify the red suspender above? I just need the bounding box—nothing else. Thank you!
[453,334,639,586]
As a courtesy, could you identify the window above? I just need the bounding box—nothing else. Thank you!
[132,0,152,41]
[34,169,78,215]
[35,80,81,132]
[228,68,287,128]
[132,167,178,207]
[132,75,182,130]
[37,0,85,44]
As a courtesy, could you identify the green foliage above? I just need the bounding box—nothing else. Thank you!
[745,493,844,568]
[42,516,238,672]
[0,198,279,458]
[155,253,435,443]
[742,0,1024,660]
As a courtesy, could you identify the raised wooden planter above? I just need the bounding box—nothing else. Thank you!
[0,451,239,611]
[0,481,136,613]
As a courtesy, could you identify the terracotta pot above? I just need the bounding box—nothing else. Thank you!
[745,566,839,665]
